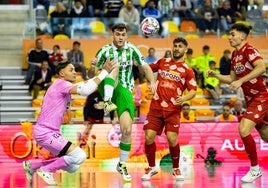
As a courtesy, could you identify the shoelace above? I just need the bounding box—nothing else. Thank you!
[121,164,129,175]
[144,167,152,174]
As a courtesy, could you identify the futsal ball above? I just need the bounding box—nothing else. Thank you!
[140,17,160,37]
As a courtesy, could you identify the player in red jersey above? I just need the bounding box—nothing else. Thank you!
[141,37,197,181]
[207,23,268,183]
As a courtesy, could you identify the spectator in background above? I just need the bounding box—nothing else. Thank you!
[204,60,221,100]
[145,47,158,64]
[67,41,88,80]
[219,49,231,75]
[180,103,196,122]
[119,0,140,35]
[50,2,72,38]
[215,104,238,122]
[173,0,195,20]
[33,0,50,15]
[105,0,124,17]
[248,0,264,12]
[29,60,53,99]
[196,45,216,88]
[231,99,246,121]
[217,0,235,33]
[230,0,248,21]
[25,38,49,85]
[196,0,218,34]
[49,44,64,75]
[50,2,69,18]
[86,0,105,17]
[142,0,162,35]
[184,48,199,83]
[69,0,89,17]
[164,50,172,58]
[157,0,174,20]
[133,77,153,122]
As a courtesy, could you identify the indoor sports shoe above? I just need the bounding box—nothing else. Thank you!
[173,168,184,181]
[141,167,158,181]
[241,168,262,183]
[37,168,57,185]
[104,99,117,115]
[23,161,34,183]
[116,162,132,181]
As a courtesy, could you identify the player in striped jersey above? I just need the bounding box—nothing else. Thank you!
[91,23,155,181]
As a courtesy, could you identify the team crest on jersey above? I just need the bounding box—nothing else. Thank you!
[234,62,245,74]
[234,55,243,62]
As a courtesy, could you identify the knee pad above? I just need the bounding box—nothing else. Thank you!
[62,164,79,173]
[64,147,86,165]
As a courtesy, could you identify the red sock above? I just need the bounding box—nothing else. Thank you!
[242,134,258,166]
[145,142,156,167]
[169,144,180,168]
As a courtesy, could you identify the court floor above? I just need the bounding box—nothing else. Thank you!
[0,161,267,188]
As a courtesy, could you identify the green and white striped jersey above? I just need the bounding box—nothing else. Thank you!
[96,41,146,91]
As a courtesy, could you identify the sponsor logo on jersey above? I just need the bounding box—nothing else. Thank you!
[159,70,181,81]
[234,62,245,74]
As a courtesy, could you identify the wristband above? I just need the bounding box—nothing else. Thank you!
[97,70,109,81]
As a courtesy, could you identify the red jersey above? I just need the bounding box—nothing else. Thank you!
[231,43,268,104]
[149,58,197,111]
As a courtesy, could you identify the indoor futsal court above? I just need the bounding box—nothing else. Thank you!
[0,161,267,188]
[0,122,267,188]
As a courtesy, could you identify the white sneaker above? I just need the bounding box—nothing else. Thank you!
[22,161,34,183]
[141,167,158,181]
[37,168,57,185]
[104,99,117,115]
[116,162,132,181]
[241,168,262,183]
[173,168,184,181]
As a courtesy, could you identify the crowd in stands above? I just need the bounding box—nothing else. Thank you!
[33,0,267,38]
[26,35,268,124]
[26,0,268,124]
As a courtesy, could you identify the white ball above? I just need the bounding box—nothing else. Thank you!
[140,17,160,37]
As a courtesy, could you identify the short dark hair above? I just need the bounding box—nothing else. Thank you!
[186,48,193,55]
[223,49,231,54]
[55,61,71,75]
[53,44,60,49]
[173,37,188,47]
[209,60,216,66]
[182,103,190,107]
[73,41,80,46]
[111,23,128,32]
[230,23,252,36]
[203,45,210,50]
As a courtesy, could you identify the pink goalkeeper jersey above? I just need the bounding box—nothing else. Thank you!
[36,79,74,130]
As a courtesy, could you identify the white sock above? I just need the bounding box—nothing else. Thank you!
[119,150,129,162]
[104,85,114,101]
[251,165,260,171]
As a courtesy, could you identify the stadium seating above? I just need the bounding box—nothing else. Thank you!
[190,98,210,106]
[89,20,106,34]
[162,20,179,35]
[75,109,84,119]
[32,99,43,107]
[195,109,215,121]
[72,98,86,107]
[180,20,197,33]
[53,34,70,39]
[185,34,200,39]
